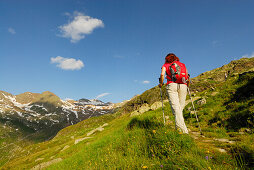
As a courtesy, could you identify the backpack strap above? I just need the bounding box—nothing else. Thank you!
[169,61,181,82]
[165,63,172,81]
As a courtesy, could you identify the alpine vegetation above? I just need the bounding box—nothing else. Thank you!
[1,57,253,169]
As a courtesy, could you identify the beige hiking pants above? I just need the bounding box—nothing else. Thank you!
[166,83,188,134]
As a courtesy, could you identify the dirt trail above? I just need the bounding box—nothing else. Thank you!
[188,128,235,154]
[165,117,235,154]
[31,158,62,170]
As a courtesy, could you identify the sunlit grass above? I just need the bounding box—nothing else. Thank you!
[47,110,236,169]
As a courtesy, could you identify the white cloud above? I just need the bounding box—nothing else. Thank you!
[59,11,104,43]
[242,52,254,58]
[134,80,150,84]
[96,93,111,99]
[51,56,84,70]
[64,12,71,16]
[212,40,218,45]
[113,55,125,59]
[142,80,150,84]
[8,27,16,34]
[64,98,74,101]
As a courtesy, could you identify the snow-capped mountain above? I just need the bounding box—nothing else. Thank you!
[0,91,115,133]
[78,98,112,106]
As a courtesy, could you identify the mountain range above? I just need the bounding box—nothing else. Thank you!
[0,91,115,139]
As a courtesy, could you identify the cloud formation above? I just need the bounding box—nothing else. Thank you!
[59,11,104,43]
[8,27,16,34]
[96,93,111,99]
[134,80,151,84]
[64,98,74,101]
[212,40,218,45]
[142,80,150,84]
[51,56,84,70]
[242,52,254,58]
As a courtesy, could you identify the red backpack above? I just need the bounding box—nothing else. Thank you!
[166,61,188,84]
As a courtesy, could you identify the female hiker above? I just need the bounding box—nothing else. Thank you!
[158,53,189,134]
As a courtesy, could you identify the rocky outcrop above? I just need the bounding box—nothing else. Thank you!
[150,100,167,110]
[86,123,109,136]
[60,145,70,152]
[197,98,206,105]
[74,137,92,145]
[191,57,254,92]
[131,100,169,116]
[31,158,62,170]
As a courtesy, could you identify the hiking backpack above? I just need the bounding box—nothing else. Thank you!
[166,61,188,84]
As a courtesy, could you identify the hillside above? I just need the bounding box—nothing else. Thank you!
[1,57,254,169]
[121,57,254,113]
[0,92,115,167]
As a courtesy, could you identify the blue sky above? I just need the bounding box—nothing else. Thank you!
[1,0,254,103]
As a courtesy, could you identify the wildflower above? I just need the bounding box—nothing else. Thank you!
[153,130,156,134]
[208,167,211,170]
[205,156,209,160]
[160,164,163,168]
[142,165,148,169]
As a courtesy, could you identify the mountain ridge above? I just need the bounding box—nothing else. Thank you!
[0,90,116,141]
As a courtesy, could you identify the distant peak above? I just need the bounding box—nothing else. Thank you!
[90,99,103,102]
[41,91,57,96]
[42,91,54,94]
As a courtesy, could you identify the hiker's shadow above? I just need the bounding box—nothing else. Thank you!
[127,117,163,130]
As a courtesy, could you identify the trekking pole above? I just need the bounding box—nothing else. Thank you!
[159,78,166,125]
[187,87,202,135]
[160,87,166,125]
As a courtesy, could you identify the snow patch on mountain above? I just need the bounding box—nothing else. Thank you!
[16,111,23,117]
[78,98,111,106]
[0,91,117,132]
[34,104,48,112]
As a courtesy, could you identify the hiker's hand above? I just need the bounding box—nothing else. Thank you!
[158,83,164,88]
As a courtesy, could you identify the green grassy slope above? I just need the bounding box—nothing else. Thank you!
[183,70,254,168]
[1,57,253,169]
[2,106,237,169]
[0,119,37,167]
